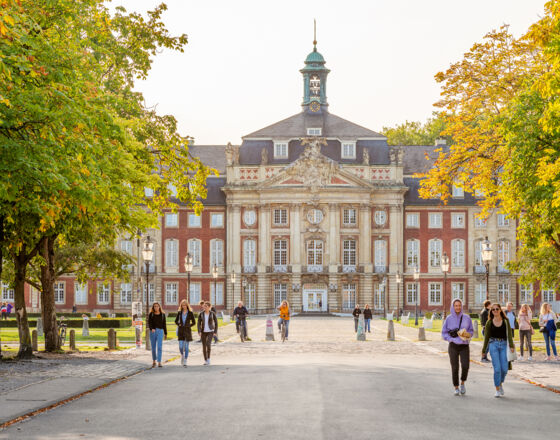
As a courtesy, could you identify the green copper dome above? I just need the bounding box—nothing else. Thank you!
[305,47,325,64]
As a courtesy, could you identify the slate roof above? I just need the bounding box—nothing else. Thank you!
[401,145,449,175]
[243,111,386,140]
[404,177,478,206]
[189,145,228,174]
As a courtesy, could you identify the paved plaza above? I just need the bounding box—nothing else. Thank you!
[1,317,559,439]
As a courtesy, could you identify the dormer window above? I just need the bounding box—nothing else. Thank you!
[274,142,288,159]
[307,128,322,136]
[341,142,356,159]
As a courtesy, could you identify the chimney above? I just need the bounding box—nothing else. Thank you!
[435,138,447,146]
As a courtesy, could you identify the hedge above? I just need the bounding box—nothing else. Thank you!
[0,318,131,329]
[26,312,91,318]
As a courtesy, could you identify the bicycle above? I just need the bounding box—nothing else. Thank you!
[58,318,67,347]
[237,317,248,342]
[280,319,287,343]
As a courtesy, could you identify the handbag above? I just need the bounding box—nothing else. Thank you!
[507,345,517,362]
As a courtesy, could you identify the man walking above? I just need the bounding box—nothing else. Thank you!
[480,300,491,362]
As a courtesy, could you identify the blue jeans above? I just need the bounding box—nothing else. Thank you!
[544,331,557,356]
[365,319,371,332]
[278,319,290,338]
[150,328,164,362]
[178,340,189,358]
[488,339,509,387]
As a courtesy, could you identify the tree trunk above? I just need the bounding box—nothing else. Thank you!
[41,236,59,351]
[14,251,33,359]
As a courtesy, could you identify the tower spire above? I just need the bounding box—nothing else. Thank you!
[313,19,317,51]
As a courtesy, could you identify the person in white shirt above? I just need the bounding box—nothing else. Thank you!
[197,301,218,365]
[539,303,559,361]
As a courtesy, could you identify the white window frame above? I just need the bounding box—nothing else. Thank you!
[542,287,555,303]
[245,283,256,310]
[307,240,323,266]
[210,239,224,267]
[74,282,88,305]
[343,239,357,266]
[120,282,132,305]
[341,142,356,159]
[406,213,419,228]
[474,239,483,267]
[188,239,201,267]
[497,240,510,269]
[211,283,224,306]
[475,283,487,305]
[406,239,419,268]
[188,213,201,228]
[165,213,178,227]
[343,208,357,226]
[243,239,257,267]
[273,208,288,226]
[429,239,442,268]
[165,282,178,305]
[189,282,201,305]
[498,283,510,304]
[497,214,510,227]
[474,215,486,228]
[452,185,464,198]
[342,283,356,309]
[1,283,14,301]
[406,283,418,305]
[54,282,65,304]
[428,283,442,305]
[273,240,288,266]
[451,239,465,268]
[451,213,465,228]
[306,128,322,136]
[273,283,287,307]
[144,187,154,198]
[520,284,533,304]
[168,183,177,197]
[165,239,179,268]
[374,240,386,268]
[374,210,386,226]
[143,283,155,304]
[97,283,111,305]
[429,212,442,228]
[274,142,288,158]
[451,282,465,303]
[210,213,224,228]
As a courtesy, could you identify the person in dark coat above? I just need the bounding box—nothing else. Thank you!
[197,301,218,366]
[363,304,373,333]
[148,302,167,368]
[175,299,196,367]
[352,304,362,332]
[480,300,491,362]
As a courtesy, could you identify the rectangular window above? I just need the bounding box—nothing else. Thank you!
[407,240,419,268]
[210,213,224,228]
[451,283,465,303]
[341,142,356,159]
[165,213,178,227]
[307,240,323,266]
[243,239,256,267]
[120,239,134,271]
[520,284,533,304]
[429,283,442,305]
[542,287,555,303]
[452,185,464,198]
[188,213,201,227]
[429,240,442,268]
[343,208,357,226]
[451,240,465,267]
[307,128,322,136]
[165,282,178,305]
[188,240,201,267]
[168,183,177,197]
[406,213,419,228]
[342,284,356,309]
[474,215,486,228]
[374,240,386,269]
[189,283,201,305]
[475,283,487,305]
[498,241,510,270]
[1,283,14,301]
[406,283,418,305]
[343,240,357,266]
[451,213,465,228]
[274,142,288,158]
[120,283,132,305]
[211,240,224,267]
[273,283,287,307]
[74,282,88,305]
[497,214,510,227]
[429,213,442,228]
[373,282,385,310]
[498,283,510,304]
[273,240,288,266]
[143,283,155,304]
[97,283,111,305]
[273,209,288,226]
[54,282,65,304]
[211,283,224,306]
[245,283,256,310]
[474,240,483,267]
[144,187,154,198]
[165,240,178,267]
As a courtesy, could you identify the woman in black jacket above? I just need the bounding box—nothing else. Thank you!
[197,301,218,366]
[352,305,362,332]
[148,302,167,368]
[363,304,373,333]
[175,299,196,367]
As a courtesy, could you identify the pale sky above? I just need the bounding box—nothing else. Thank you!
[115,0,547,145]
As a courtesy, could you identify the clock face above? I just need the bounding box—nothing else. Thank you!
[243,210,256,226]
[307,208,323,224]
[310,101,320,113]
[374,210,386,226]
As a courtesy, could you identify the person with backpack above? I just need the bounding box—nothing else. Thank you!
[480,300,491,363]
[175,299,196,367]
[442,299,474,396]
[505,302,518,338]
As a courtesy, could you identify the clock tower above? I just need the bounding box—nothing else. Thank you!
[301,36,330,113]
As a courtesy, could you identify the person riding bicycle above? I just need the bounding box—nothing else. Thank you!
[233,301,249,339]
[277,300,290,340]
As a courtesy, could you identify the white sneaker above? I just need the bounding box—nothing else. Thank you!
[203,360,208,366]
[183,358,188,368]
[454,388,460,396]
[494,390,501,398]
[528,356,533,361]
[499,385,504,396]
[207,359,211,366]
[518,356,524,361]
[460,384,466,395]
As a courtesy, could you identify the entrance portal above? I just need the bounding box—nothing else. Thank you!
[302,284,327,312]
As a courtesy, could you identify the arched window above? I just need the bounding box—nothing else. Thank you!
[406,239,419,268]
[374,240,387,271]
[165,239,178,268]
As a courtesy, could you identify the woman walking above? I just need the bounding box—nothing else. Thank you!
[481,303,514,397]
[363,304,373,333]
[441,299,473,396]
[277,300,291,340]
[175,299,196,367]
[518,304,533,361]
[352,304,361,333]
[539,303,559,361]
[197,301,218,366]
[148,302,167,368]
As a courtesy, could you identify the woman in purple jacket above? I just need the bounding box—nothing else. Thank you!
[442,299,474,396]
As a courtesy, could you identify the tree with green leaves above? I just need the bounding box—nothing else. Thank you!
[382,116,450,146]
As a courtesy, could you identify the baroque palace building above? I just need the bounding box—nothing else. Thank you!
[17,41,552,315]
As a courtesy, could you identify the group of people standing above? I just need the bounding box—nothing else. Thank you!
[352,304,373,333]
[443,298,559,398]
[0,302,13,320]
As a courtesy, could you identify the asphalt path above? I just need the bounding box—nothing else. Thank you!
[1,317,558,440]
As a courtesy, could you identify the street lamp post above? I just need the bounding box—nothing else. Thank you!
[441,252,450,319]
[481,236,493,301]
[142,236,154,351]
[184,253,193,305]
[413,266,420,326]
[396,271,402,318]
[230,272,237,307]
[382,276,387,319]
[212,264,218,306]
